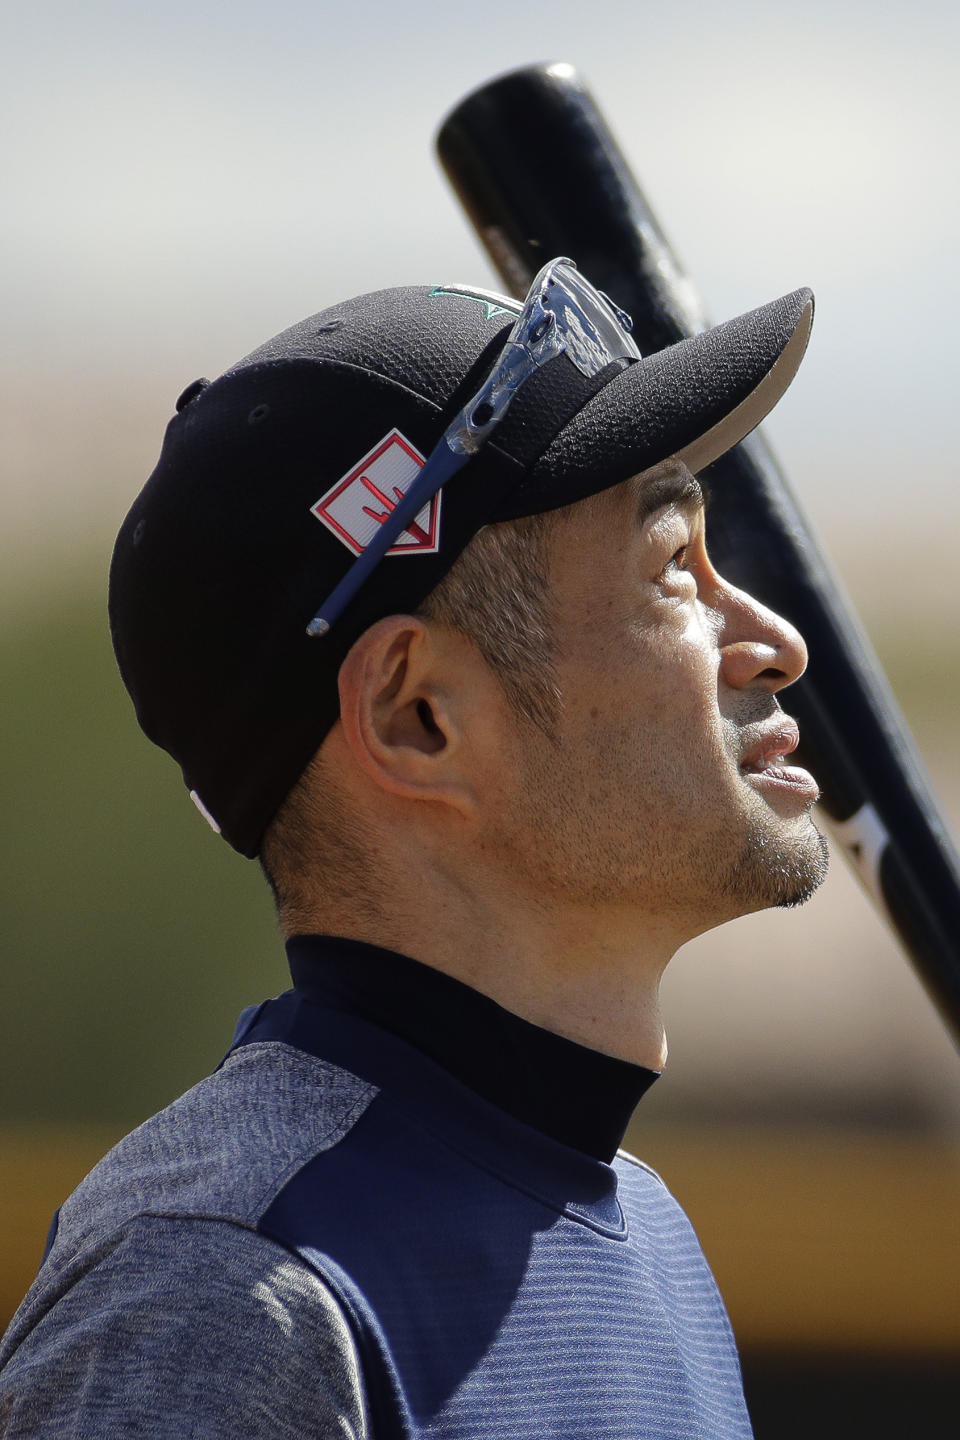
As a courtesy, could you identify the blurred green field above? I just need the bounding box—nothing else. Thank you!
[1,577,287,1127]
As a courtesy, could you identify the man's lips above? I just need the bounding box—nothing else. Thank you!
[739,718,820,799]
[739,719,800,774]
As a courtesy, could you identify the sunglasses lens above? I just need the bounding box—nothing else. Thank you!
[541,261,642,378]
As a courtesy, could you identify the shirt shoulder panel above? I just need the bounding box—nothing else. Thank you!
[44,1041,377,1276]
[0,1213,368,1439]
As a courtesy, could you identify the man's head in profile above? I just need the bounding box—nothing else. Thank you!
[109,260,826,1067]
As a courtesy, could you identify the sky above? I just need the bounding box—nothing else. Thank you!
[3,0,958,611]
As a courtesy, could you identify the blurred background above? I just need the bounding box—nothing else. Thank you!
[2,1,958,1433]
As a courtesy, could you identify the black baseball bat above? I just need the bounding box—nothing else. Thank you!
[436,62,960,1044]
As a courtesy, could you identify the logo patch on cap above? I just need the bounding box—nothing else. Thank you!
[429,284,521,321]
[311,429,441,557]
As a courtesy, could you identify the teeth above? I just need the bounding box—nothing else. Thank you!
[743,753,787,773]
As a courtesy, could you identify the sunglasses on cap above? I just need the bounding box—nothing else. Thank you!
[306,257,642,639]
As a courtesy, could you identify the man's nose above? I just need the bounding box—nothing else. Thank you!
[715,581,808,693]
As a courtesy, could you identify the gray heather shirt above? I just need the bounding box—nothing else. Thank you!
[0,1042,378,1437]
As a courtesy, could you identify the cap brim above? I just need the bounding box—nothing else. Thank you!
[493,287,813,520]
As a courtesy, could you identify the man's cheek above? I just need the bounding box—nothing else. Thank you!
[672,628,721,698]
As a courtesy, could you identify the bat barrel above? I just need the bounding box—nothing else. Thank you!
[437,63,706,349]
[437,63,960,1043]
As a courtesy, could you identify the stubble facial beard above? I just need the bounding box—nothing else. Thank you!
[720,804,830,913]
[500,712,830,930]
[715,702,830,915]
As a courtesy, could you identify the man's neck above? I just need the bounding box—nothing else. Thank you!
[284,935,660,1162]
[284,864,677,1071]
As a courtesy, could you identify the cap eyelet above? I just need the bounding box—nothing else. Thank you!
[247,404,270,426]
[175,378,210,412]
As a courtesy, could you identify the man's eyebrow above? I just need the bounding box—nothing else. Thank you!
[636,469,708,525]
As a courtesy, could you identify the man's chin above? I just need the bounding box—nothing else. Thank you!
[772,826,830,908]
[724,813,830,913]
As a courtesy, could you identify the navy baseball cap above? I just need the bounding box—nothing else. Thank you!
[109,270,813,857]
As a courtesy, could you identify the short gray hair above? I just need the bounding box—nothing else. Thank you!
[416,510,561,738]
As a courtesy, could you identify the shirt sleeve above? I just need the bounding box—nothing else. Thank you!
[0,1214,368,1439]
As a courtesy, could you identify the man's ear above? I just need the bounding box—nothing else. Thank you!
[336,615,472,810]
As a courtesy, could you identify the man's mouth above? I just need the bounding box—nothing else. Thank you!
[739,719,820,799]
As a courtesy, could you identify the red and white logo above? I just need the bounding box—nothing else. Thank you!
[310,429,441,557]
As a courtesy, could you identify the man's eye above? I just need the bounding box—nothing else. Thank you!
[665,545,688,573]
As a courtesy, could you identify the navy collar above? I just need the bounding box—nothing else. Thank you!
[285,935,658,1164]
